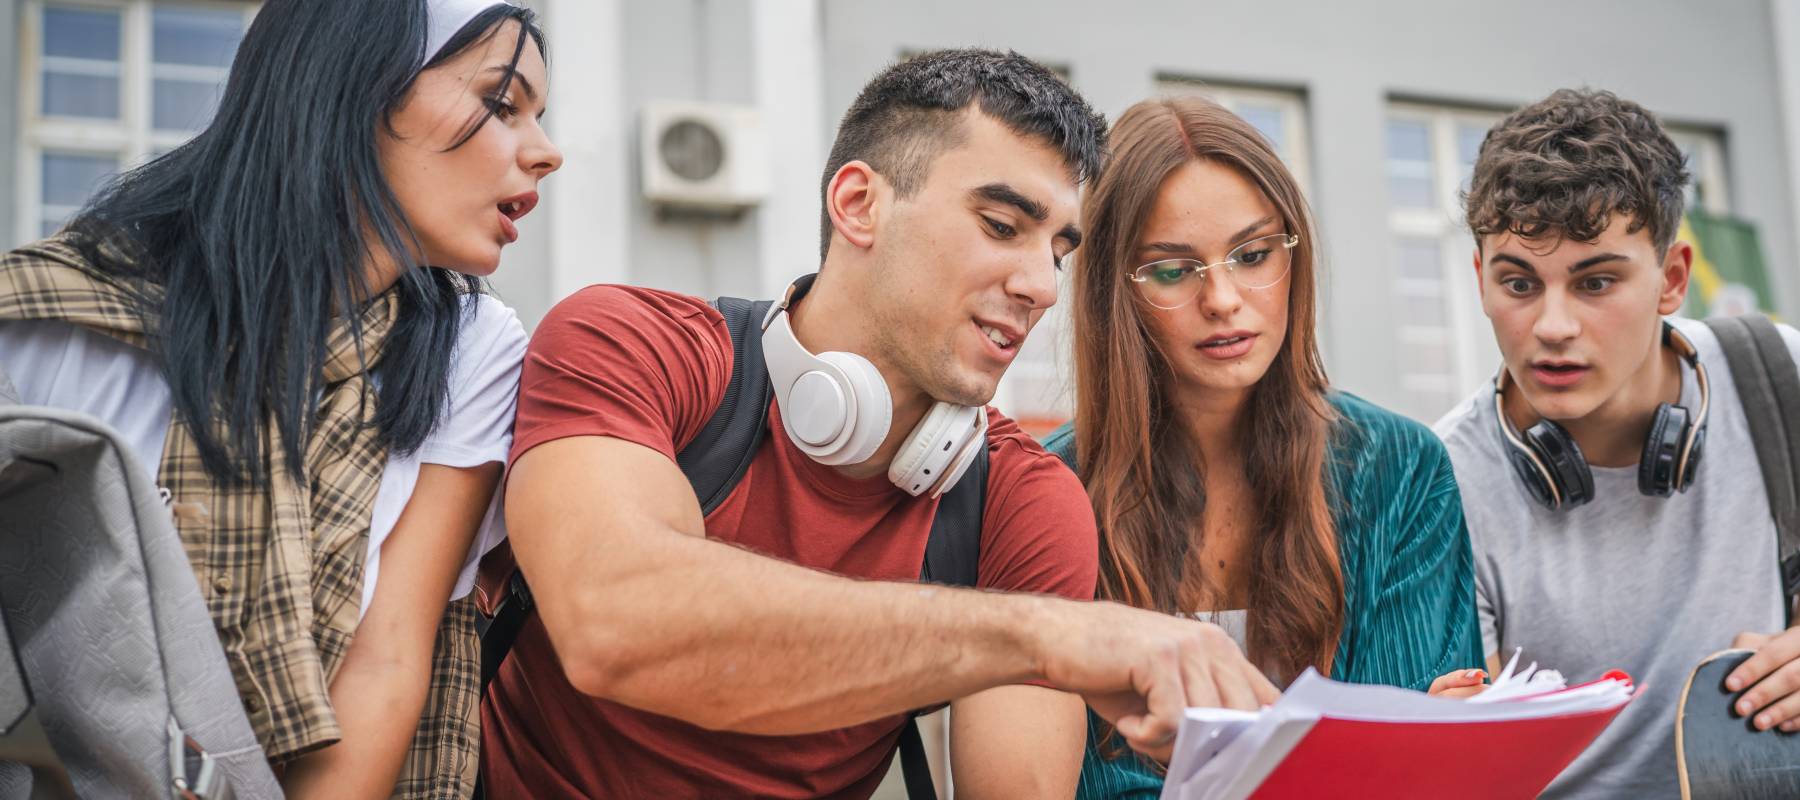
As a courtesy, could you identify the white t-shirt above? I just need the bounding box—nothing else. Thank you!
[0,293,526,618]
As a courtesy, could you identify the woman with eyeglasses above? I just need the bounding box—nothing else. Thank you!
[1041,95,1485,798]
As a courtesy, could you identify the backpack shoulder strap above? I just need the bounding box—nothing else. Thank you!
[1705,314,1800,623]
[901,440,987,799]
[677,297,776,514]
[920,443,987,587]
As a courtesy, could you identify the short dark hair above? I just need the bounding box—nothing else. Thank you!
[819,48,1108,260]
[1465,88,1690,253]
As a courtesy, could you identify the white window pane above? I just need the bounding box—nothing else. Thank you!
[1389,175,1434,209]
[1386,120,1432,162]
[154,78,225,131]
[42,152,119,208]
[44,6,121,61]
[1238,104,1286,156]
[154,7,243,69]
[1401,339,1453,376]
[43,71,121,118]
[1387,120,1435,209]
[1400,295,1448,327]
[1457,123,1488,192]
[1397,237,1442,282]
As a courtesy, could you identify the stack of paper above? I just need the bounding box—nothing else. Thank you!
[1160,652,1637,800]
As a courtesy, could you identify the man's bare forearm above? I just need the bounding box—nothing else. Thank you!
[549,522,1058,734]
[507,436,1060,735]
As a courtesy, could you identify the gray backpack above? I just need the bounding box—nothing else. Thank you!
[0,368,279,798]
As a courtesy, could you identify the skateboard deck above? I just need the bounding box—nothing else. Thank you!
[1676,648,1800,799]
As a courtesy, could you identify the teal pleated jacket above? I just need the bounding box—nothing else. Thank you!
[1040,392,1485,800]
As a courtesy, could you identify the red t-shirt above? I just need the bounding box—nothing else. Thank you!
[481,285,1098,799]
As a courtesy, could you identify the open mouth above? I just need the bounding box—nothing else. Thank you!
[495,193,537,245]
[978,323,1016,350]
[497,192,538,222]
[1531,361,1590,387]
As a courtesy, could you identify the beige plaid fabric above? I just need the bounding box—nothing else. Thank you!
[1,236,479,796]
[394,597,481,799]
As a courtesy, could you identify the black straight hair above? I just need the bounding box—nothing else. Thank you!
[63,0,544,485]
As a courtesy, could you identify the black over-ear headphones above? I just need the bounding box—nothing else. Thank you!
[1495,322,1711,511]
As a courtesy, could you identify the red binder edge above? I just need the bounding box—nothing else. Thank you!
[1239,683,1639,799]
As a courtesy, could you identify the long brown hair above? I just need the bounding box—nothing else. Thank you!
[1071,95,1343,681]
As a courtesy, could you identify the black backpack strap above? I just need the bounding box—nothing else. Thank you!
[1706,315,1800,624]
[677,297,776,514]
[920,444,987,587]
[900,440,988,798]
[898,716,939,800]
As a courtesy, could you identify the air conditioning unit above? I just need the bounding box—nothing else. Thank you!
[640,100,770,211]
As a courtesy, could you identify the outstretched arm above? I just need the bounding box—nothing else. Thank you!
[506,434,1278,745]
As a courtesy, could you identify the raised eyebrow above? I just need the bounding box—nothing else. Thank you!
[485,66,539,104]
[1227,216,1279,246]
[1140,241,1198,256]
[1490,252,1538,274]
[1569,253,1629,273]
[971,183,1048,222]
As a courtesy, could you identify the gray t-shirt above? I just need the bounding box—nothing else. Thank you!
[1433,315,1799,799]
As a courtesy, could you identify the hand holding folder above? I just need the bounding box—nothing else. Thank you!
[1160,652,1637,800]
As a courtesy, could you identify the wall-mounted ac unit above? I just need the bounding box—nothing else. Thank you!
[640,100,770,211]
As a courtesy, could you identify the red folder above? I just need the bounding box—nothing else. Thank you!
[1164,668,1637,800]
[1248,702,1628,798]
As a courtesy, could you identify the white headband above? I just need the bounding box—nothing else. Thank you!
[426,0,515,63]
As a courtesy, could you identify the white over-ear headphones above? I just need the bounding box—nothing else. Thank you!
[760,275,989,497]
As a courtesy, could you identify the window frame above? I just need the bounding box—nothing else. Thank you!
[1156,77,1313,191]
[16,0,256,243]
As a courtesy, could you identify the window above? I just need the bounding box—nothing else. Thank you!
[1159,79,1312,189]
[1383,102,1730,422]
[1383,103,1502,421]
[17,1,253,243]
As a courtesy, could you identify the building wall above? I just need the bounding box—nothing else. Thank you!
[1,0,18,248]
[819,0,1800,416]
[7,0,1796,417]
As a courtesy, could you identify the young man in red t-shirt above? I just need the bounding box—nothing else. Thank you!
[482,49,1277,798]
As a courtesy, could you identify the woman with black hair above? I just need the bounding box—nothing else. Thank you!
[0,0,560,796]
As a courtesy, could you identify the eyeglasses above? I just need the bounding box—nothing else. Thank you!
[1128,233,1299,310]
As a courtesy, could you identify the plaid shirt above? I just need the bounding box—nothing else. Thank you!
[1,236,479,797]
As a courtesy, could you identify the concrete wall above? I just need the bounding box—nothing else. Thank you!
[1,0,18,248]
[496,0,827,328]
[819,0,1800,415]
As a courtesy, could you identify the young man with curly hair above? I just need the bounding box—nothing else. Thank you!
[1435,88,1800,798]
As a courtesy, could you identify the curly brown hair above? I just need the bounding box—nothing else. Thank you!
[1465,88,1691,253]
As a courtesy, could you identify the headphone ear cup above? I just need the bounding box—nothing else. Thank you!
[888,403,985,496]
[809,351,891,466]
[1504,444,1561,510]
[927,418,986,499]
[1638,403,1689,497]
[1681,425,1706,491]
[1523,419,1595,509]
